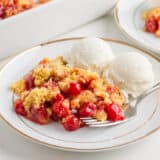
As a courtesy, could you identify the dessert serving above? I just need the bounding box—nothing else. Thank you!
[0,0,49,19]
[143,7,160,37]
[11,56,126,131]
[10,37,155,132]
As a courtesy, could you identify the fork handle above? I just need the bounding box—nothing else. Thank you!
[136,82,160,104]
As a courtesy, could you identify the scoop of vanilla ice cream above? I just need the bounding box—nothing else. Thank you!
[104,52,154,97]
[65,37,114,74]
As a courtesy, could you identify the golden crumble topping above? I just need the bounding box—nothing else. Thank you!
[70,90,97,109]
[33,66,52,86]
[143,7,160,19]
[33,57,70,86]
[23,87,59,112]
[94,110,107,121]
[58,68,98,92]
[11,79,26,95]
[110,92,125,107]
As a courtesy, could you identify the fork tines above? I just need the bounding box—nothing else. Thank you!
[80,117,126,127]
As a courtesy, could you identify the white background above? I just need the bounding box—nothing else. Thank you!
[0,12,160,160]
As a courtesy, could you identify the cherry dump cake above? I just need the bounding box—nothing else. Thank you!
[11,56,127,131]
[0,0,49,19]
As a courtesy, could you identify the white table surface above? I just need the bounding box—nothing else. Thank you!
[0,12,160,160]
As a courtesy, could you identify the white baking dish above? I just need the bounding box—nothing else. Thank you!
[0,0,117,59]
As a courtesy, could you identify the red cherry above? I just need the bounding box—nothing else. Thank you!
[79,103,96,117]
[63,115,81,131]
[14,99,27,116]
[105,104,124,121]
[52,100,70,118]
[0,5,5,19]
[31,106,49,125]
[145,16,158,33]
[52,94,64,102]
[67,82,82,95]
[25,74,35,90]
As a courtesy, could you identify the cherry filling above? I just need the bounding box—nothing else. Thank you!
[0,5,5,19]
[145,16,158,33]
[63,115,81,131]
[13,84,125,131]
[30,106,49,125]
[79,103,96,117]
[52,100,70,118]
[14,99,27,116]
[105,104,124,122]
[67,82,82,95]
[25,74,35,90]
[52,94,64,102]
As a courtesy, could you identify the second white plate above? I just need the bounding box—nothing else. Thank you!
[115,0,160,54]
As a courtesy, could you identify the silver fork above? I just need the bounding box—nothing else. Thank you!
[80,82,160,127]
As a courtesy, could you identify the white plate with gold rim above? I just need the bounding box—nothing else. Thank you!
[0,37,160,152]
[115,0,160,54]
